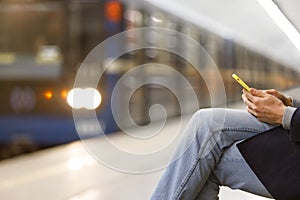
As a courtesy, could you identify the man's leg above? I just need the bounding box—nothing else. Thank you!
[151,108,275,200]
[216,143,273,198]
[195,143,273,199]
[194,172,221,200]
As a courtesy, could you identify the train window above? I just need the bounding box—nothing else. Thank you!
[0,1,65,80]
[124,8,143,57]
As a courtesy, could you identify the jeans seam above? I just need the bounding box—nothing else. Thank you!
[210,170,221,186]
[216,127,263,141]
[220,127,262,133]
[173,157,200,200]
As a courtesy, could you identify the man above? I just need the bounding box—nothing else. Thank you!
[151,88,300,200]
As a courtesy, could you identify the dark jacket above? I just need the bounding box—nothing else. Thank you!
[237,107,300,200]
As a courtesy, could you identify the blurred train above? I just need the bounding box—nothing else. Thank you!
[0,0,122,157]
[0,0,299,159]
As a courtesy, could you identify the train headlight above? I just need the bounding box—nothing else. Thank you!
[43,90,53,100]
[67,88,102,110]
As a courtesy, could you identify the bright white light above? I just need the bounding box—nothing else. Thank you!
[67,88,82,109]
[257,0,300,52]
[67,88,102,110]
[84,88,102,110]
[152,16,162,23]
[151,13,164,23]
[67,158,83,171]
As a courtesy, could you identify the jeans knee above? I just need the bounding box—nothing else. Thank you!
[188,108,215,139]
[192,108,214,124]
[191,108,226,140]
[188,109,223,158]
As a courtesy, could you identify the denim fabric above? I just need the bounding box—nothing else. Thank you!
[151,108,275,200]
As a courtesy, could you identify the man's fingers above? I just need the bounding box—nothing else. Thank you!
[249,88,265,97]
[242,93,255,108]
[264,89,277,95]
[247,107,256,117]
[243,90,256,103]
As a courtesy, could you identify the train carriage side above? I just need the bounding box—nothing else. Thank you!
[0,0,125,158]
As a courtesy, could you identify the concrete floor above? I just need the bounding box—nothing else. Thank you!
[0,114,273,200]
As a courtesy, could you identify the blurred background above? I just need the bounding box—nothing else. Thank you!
[0,0,299,199]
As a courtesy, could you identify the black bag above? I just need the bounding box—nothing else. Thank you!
[237,126,300,200]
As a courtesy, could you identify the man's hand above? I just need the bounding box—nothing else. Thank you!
[263,89,293,106]
[242,88,286,125]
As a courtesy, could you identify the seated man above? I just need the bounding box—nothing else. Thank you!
[151,88,300,200]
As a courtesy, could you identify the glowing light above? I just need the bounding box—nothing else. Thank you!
[44,91,53,100]
[151,12,164,23]
[151,16,162,23]
[67,88,102,109]
[61,89,68,99]
[67,158,83,171]
[105,1,122,23]
[257,0,300,52]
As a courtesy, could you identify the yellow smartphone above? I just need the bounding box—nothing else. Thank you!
[232,74,250,92]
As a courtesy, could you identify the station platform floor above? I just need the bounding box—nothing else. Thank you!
[1,86,299,200]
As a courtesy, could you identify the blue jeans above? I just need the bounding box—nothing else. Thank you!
[151,108,275,200]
